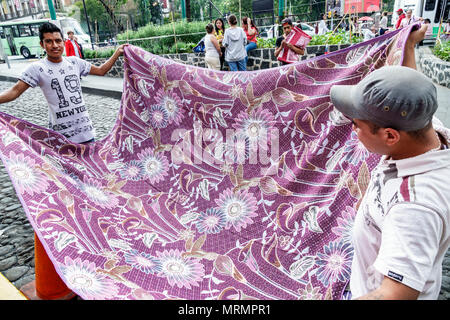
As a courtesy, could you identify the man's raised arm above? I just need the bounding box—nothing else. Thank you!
[0,80,30,104]
[89,44,128,76]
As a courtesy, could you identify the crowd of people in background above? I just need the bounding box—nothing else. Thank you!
[202,9,450,71]
[203,14,308,71]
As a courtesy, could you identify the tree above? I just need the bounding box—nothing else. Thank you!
[137,0,151,25]
[96,0,128,32]
[150,1,164,24]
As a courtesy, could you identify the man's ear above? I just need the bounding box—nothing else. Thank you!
[383,128,401,146]
[40,41,44,49]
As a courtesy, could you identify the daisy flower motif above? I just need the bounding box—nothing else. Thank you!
[78,176,119,209]
[215,188,259,232]
[156,249,205,289]
[119,160,145,181]
[298,282,323,300]
[149,104,169,129]
[60,257,119,300]
[315,240,353,287]
[342,131,370,166]
[195,208,227,234]
[232,109,276,150]
[220,135,250,164]
[178,228,196,241]
[6,151,49,196]
[137,148,169,184]
[155,89,184,125]
[331,206,356,247]
[124,249,161,274]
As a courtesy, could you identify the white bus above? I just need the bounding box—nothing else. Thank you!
[0,17,91,58]
[393,0,450,37]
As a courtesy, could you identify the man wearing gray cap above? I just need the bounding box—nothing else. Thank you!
[330,26,450,299]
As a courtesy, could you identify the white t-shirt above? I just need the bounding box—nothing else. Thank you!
[318,20,329,35]
[363,29,376,41]
[400,16,419,28]
[204,34,219,59]
[20,56,94,143]
[379,16,388,29]
[350,123,450,299]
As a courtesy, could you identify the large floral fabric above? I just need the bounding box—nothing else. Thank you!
[0,26,413,300]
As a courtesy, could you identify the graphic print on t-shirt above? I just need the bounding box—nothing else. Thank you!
[19,57,94,143]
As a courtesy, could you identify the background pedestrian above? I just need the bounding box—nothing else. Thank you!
[214,18,226,70]
[222,14,247,71]
[204,23,222,70]
[242,16,258,66]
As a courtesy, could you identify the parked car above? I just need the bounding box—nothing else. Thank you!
[258,25,278,39]
[297,23,316,37]
[259,23,315,39]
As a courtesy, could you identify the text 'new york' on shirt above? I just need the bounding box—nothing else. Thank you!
[19,56,94,144]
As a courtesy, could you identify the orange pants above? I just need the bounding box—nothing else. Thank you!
[34,233,73,299]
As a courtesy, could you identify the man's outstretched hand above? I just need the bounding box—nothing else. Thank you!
[402,24,427,69]
[406,24,427,47]
[116,44,129,56]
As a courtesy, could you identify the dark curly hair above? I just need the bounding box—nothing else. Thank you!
[39,22,64,42]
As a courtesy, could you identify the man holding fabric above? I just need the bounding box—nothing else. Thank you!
[0,22,127,300]
[0,22,126,145]
[274,18,305,65]
[330,25,450,300]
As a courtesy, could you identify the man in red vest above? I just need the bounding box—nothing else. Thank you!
[395,8,406,29]
[65,30,84,59]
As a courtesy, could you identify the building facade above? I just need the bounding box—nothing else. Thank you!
[0,0,78,22]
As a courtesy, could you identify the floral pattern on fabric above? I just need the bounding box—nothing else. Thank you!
[0,26,415,299]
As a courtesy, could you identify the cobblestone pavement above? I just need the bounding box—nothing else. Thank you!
[0,80,448,300]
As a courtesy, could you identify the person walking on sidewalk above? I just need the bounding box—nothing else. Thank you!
[222,14,247,71]
[395,8,406,29]
[65,29,84,59]
[0,22,127,300]
[331,25,450,300]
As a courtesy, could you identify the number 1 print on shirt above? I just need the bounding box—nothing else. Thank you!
[51,75,82,108]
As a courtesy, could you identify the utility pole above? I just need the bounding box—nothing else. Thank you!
[278,0,284,21]
[81,0,95,50]
[47,0,56,20]
[181,0,186,19]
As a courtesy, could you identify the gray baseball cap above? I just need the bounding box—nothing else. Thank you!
[330,66,438,131]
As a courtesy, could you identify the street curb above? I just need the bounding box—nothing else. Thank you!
[0,75,123,100]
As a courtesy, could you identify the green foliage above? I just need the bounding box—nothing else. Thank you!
[83,48,116,59]
[257,37,276,48]
[116,20,205,54]
[433,41,450,62]
[309,30,363,46]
